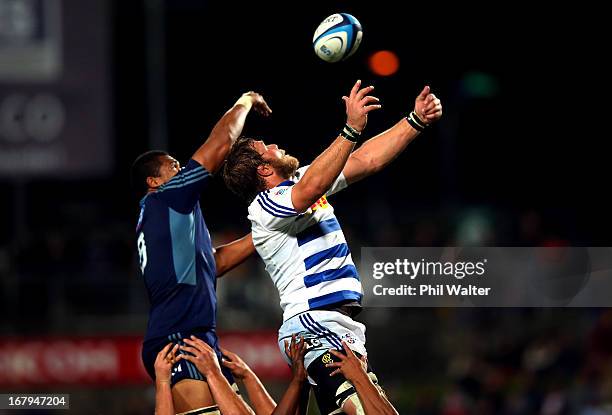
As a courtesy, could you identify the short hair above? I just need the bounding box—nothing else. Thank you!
[131,150,169,196]
[223,137,266,203]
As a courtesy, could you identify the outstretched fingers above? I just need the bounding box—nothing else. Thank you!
[220,347,238,361]
[356,85,375,101]
[349,80,362,99]
[418,85,430,100]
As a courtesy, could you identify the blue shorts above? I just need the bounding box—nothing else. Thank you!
[142,327,236,388]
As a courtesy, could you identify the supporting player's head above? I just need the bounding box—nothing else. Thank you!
[131,150,181,196]
[223,137,299,203]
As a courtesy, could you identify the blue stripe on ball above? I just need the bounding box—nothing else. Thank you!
[341,13,361,29]
[312,24,351,46]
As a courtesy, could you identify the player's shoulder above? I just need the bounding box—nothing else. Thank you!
[139,191,172,215]
[159,159,209,189]
[249,184,299,220]
[140,191,162,206]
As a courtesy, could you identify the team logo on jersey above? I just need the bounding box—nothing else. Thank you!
[276,188,288,195]
[310,195,330,211]
[321,353,334,364]
[341,333,357,344]
[297,333,326,353]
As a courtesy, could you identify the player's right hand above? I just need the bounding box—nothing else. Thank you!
[342,80,381,132]
[179,335,222,376]
[241,91,272,117]
[414,86,442,125]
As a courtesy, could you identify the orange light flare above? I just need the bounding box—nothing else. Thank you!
[368,50,400,76]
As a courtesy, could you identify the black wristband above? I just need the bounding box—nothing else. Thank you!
[340,124,361,142]
[344,124,361,137]
[406,111,427,132]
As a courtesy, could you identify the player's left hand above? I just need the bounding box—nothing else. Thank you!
[219,347,254,380]
[241,91,273,117]
[284,334,307,382]
[179,335,222,376]
[325,341,369,383]
[154,343,181,384]
[413,86,443,125]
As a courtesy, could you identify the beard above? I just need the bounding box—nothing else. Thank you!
[269,154,300,179]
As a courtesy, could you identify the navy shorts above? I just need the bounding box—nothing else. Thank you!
[142,327,236,388]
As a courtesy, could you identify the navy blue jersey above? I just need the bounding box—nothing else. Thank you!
[136,159,217,342]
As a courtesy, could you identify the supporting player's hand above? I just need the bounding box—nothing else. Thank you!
[325,341,368,383]
[154,343,181,384]
[179,335,222,377]
[342,80,381,132]
[284,334,307,382]
[238,91,272,117]
[219,347,254,380]
[413,86,443,125]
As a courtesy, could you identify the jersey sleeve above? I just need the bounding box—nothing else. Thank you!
[248,186,300,231]
[294,165,348,197]
[154,159,211,213]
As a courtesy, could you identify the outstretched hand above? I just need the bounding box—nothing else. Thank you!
[220,347,253,380]
[240,91,272,117]
[179,335,222,377]
[413,86,442,125]
[154,343,181,383]
[342,80,382,132]
[325,341,369,383]
[284,334,307,382]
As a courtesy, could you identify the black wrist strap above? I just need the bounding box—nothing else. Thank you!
[340,124,362,142]
[406,111,427,132]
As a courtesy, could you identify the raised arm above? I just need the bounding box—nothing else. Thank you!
[220,335,307,415]
[327,342,399,415]
[342,86,443,184]
[215,233,255,278]
[291,80,381,212]
[221,347,277,415]
[194,92,272,174]
[271,335,308,415]
[181,336,255,415]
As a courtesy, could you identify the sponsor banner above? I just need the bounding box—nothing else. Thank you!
[361,247,612,307]
[0,332,289,386]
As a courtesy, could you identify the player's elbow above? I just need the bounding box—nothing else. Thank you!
[365,155,384,174]
[356,153,383,176]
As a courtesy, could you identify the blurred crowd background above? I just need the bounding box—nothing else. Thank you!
[0,0,610,413]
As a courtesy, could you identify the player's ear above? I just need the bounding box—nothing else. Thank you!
[146,176,162,189]
[257,164,273,178]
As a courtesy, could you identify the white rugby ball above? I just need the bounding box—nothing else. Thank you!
[313,13,363,63]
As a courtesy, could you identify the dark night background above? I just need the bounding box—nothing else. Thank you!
[1,0,611,413]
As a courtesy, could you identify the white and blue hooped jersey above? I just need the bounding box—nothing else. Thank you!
[248,166,363,322]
